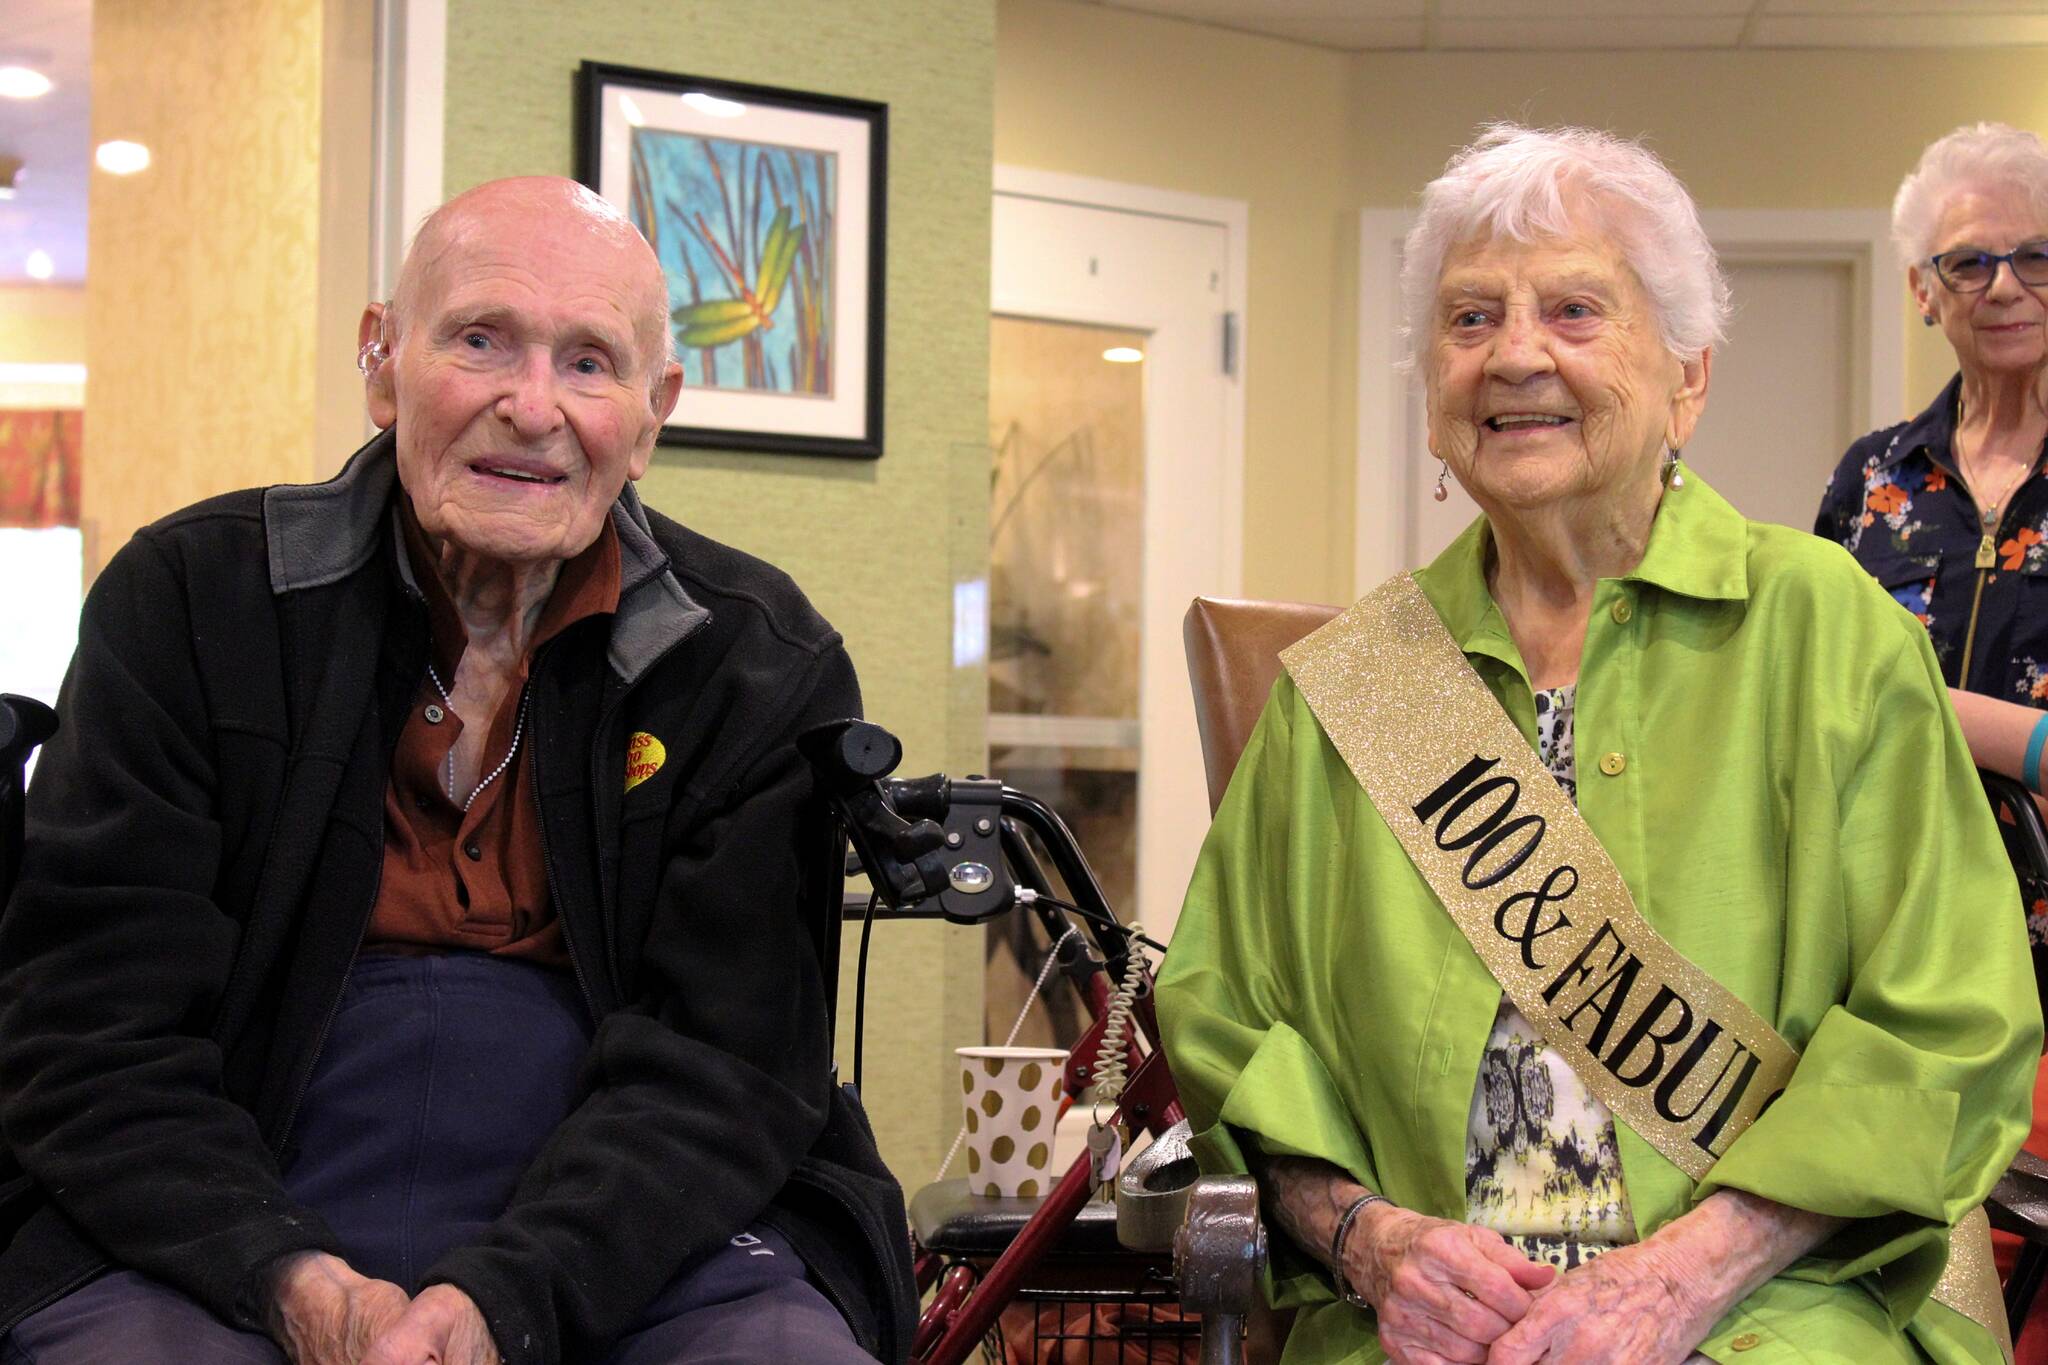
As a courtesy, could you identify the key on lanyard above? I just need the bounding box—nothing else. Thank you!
[1086,1121,1127,1185]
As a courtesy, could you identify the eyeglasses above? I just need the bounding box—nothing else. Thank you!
[1928,240,2048,293]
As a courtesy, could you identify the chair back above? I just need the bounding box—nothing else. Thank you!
[1182,597,1340,813]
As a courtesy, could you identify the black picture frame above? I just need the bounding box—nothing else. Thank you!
[576,61,887,459]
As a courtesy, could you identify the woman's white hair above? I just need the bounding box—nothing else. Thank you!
[1891,122,2048,274]
[1400,123,1729,368]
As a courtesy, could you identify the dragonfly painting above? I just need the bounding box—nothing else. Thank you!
[628,128,837,399]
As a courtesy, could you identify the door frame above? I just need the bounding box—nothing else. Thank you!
[1352,207,1901,592]
[993,165,1249,594]
[370,0,448,305]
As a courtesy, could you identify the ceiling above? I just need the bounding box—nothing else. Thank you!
[1091,0,2048,51]
[0,0,88,288]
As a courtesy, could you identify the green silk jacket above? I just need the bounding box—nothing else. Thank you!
[1157,470,2043,1364]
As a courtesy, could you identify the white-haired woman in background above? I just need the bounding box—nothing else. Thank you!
[1160,123,2038,1365]
[1818,123,2048,850]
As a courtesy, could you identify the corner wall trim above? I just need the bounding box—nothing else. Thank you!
[371,0,447,304]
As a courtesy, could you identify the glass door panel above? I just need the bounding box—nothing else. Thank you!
[984,315,1145,1049]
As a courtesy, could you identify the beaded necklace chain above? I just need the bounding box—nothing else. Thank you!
[424,661,528,811]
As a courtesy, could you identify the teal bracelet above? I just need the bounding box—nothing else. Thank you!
[2026,711,2048,796]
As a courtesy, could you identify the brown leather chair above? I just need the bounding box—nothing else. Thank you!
[1183,597,1341,813]
[1176,596,1340,1364]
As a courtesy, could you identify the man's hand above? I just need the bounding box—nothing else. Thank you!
[267,1251,412,1365]
[1349,1204,1556,1365]
[362,1284,501,1365]
[1482,1240,1706,1365]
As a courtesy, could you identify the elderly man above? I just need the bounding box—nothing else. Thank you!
[0,177,911,1365]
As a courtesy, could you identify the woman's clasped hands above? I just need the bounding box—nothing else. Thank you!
[1348,1204,1719,1365]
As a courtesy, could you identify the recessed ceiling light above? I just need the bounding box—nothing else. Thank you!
[681,92,746,118]
[24,250,53,280]
[95,140,152,175]
[0,67,52,100]
[1103,347,1144,364]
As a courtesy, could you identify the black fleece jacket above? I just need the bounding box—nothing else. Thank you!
[0,435,913,1363]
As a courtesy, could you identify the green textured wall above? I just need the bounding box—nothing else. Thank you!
[443,0,994,1182]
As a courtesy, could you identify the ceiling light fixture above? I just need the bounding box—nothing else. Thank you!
[681,92,746,118]
[1102,347,1144,364]
[0,67,52,100]
[95,140,151,175]
[24,250,53,280]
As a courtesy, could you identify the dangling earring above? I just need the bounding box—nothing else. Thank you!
[1922,312,1937,328]
[1433,460,1450,502]
[1663,447,1685,489]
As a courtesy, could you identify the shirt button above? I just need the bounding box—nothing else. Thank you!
[463,841,482,861]
[414,796,431,813]
[1730,1332,1761,1351]
[1599,751,1627,776]
[1610,597,1633,624]
[424,703,445,725]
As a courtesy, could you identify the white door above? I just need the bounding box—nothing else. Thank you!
[987,171,1244,948]
[1685,259,1857,531]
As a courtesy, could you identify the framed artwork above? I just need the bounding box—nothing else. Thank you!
[577,62,887,459]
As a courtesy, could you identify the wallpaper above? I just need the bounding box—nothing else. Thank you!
[86,0,325,571]
[444,0,998,1180]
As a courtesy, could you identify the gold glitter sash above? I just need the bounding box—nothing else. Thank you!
[1279,573,2011,1360]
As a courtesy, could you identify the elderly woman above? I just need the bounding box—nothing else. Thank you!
[1159,124,2040,1365]
[1817,122,2048,864]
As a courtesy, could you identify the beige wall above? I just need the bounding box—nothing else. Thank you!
[998,0,2048,603]
[0,287,85,365]
[85,0,372,575]
[997,1,1362,604]
[442,0,996,1181]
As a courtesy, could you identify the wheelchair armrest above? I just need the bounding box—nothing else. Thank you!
[1989,1150,2048,1243]
[1173,1174,1265,1319]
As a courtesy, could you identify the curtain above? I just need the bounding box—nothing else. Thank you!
[0,410,82,528]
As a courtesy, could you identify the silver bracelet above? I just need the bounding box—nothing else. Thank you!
[1330,1190,1390,1309]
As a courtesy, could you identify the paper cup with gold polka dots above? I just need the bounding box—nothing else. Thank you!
[957,1046,1067,1198]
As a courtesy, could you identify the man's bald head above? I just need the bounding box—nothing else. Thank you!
[357,175,686,567]
[384,177,673,379]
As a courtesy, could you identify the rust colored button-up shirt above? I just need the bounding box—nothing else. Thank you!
[365,500,620,968]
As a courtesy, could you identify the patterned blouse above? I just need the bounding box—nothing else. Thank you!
[1463,685,1636,1269]
[1815,374,2048,703]
[1816,374,2048,953]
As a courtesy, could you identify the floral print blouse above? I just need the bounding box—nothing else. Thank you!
[1815,374,2048,702]
[1464,684,1636,1270]
[1817,375,2048,955]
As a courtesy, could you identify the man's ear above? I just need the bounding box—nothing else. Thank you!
[360,303,397,430]
[630,359,685,481]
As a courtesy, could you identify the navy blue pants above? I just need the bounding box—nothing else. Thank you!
[3,954,867,1364]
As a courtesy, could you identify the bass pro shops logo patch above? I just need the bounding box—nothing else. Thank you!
[625,732,667,793]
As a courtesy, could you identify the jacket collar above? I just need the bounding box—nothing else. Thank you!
[263,430,709,685]
[1872,373,1961,475]
[1414,461,1751,666]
